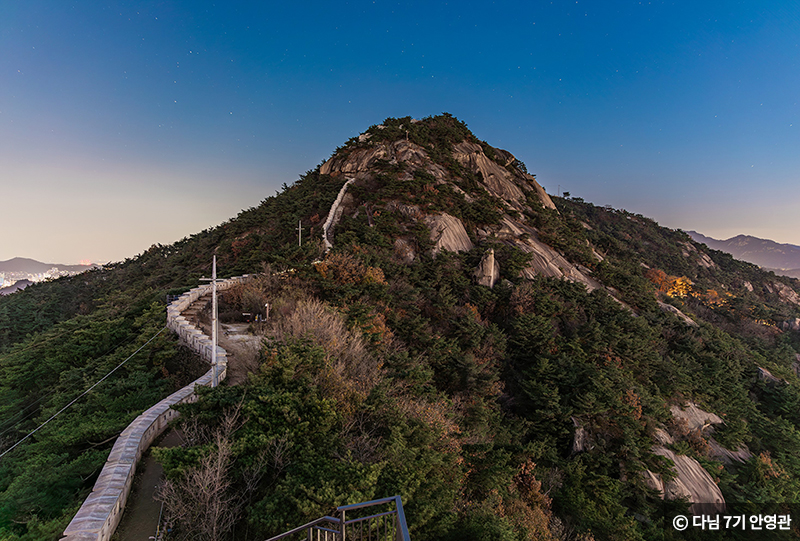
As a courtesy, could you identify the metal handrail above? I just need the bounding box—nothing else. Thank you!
[264,496,410,541]
[311,526,341,534]
[266,516,340,541]
[394,497,410,541]
[337,495,400,512]
[344,509,395,525]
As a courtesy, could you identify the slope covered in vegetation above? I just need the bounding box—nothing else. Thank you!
[1,115,800,540]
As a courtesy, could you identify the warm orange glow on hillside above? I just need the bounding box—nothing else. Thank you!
[645,269,694,298]
[645,268,731,306]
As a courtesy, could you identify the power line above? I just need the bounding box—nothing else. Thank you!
[0,397,51,439]
[0,329,67,364]
[0,326,168,460]
[0,324,151,436]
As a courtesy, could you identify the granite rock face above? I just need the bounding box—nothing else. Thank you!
[452,142,527,203]
[650,447,725,514]
[452,141,557,210]
[320,140,430,176]
[657,301,698,327]
[681,242,717,269]
[475,248,500,288]
[425,213,474,254]
[488,216,602,291]
[642,402,751,514]
[670,402,723,430]
[773,281,800,305]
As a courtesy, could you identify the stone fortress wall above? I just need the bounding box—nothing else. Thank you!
[61,275,249,541]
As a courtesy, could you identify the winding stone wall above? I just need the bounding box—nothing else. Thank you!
[62,275,249,541]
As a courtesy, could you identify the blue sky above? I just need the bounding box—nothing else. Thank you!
[2,1,799,263]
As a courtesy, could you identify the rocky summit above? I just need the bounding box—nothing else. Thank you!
[319,116,601,292]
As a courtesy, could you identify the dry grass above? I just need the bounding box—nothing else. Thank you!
[272,298,383,405]
[223,269,279,317]
[392,392,461,454]
[313,251,387,286]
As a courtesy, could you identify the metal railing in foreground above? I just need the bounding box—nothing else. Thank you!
[266,495,410,541]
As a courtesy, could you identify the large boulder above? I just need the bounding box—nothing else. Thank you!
[658,301,698,327]
[453,141,526,203]
[650,447,725,514]
[474,249,500,288]
[424,213,473,254]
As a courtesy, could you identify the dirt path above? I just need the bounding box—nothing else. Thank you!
[115,429,182,541]
[114,308,261,541]
[114,303,262,539]
[219,322,263,385]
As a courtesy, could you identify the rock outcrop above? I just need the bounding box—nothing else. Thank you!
[708,439,753,466]
[681,242,716,269]
[670,403,723,430]
[452,142,527,204]
[393,238,416,264]
[570,417,588,455]
[320,140,430,177]
[782,318,800,332]
[642,402,753,513]
[425,213,473,254]
[650,447,725,513]
[485,216,602,291]
[773,281,800,305]
[756,366,787,387]
[658,301,698,327]
[317,126,611,297]
[475,249,500,288]
[452,141,557,210]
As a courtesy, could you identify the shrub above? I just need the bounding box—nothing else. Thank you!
[272,298,382,402]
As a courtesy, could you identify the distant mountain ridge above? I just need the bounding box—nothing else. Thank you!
[0,257,97,274]
[0,280,33,295]
[0,257,99,295]
[687,231,800,278]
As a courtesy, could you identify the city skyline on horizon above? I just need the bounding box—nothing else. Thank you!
[2,1,799,264]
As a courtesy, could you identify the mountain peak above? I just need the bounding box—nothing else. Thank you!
[687,230,800,273]
[308,114,605,289]
[320,114,557,210]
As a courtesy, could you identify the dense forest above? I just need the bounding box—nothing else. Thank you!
[1,115,800,540]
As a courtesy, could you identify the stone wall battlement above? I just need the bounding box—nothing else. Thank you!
[62,275,250,541]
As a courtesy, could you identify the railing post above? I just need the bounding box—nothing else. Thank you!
[340,509,346,541]
[394,496,409,541]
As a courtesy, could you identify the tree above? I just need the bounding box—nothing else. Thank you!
[157,406,244,541]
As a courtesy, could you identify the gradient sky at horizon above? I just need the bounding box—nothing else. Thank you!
[2,1,799,264]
